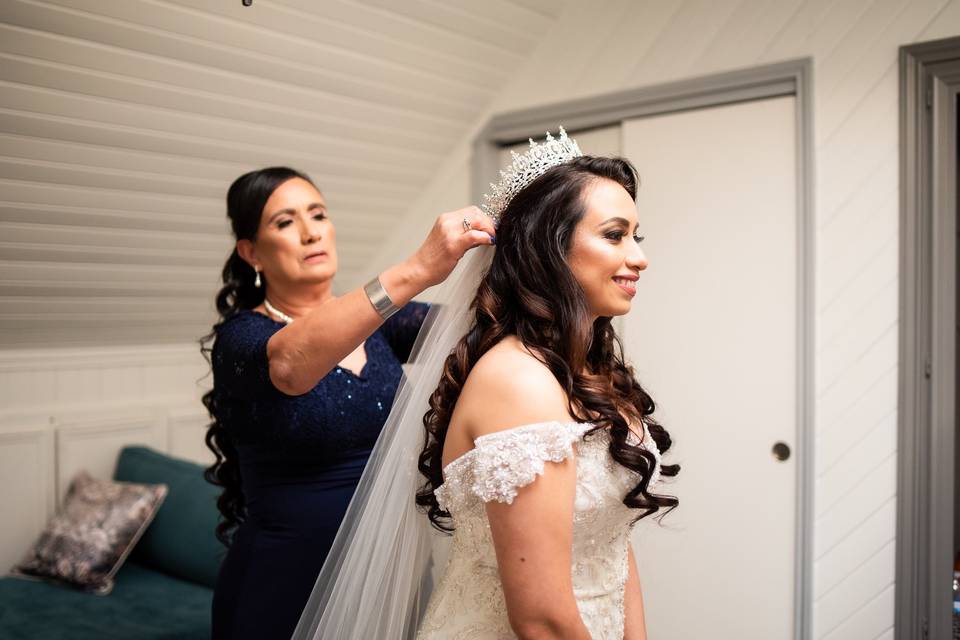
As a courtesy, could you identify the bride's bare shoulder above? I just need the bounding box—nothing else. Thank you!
[455,336,572,439]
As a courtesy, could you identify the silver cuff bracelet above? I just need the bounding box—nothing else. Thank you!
[363,275,400,321]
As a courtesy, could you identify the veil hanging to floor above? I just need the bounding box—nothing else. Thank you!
[291,246,494,640]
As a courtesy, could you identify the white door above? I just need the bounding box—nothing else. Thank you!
[622,96,798,639]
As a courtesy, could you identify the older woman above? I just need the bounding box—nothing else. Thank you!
[202,166,495,640]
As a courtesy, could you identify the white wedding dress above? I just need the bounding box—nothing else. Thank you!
[417,420,662,639]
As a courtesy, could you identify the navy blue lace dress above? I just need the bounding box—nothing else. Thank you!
[209,302,430,640]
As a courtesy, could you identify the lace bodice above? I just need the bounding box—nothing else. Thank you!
[418,421,661,639]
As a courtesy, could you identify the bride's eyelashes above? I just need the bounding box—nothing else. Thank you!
[603,229,646,244]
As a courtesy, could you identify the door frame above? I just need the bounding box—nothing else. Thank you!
[472,58,815,640]
[897,36,960,640]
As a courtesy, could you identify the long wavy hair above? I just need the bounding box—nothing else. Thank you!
[416,156,679,533]
[200,166,317,546]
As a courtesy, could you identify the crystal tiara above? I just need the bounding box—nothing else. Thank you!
[481,127,583,224]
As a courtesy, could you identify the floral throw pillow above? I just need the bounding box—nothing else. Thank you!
[12,470,167,595]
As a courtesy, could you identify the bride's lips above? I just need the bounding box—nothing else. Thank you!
[612,274,637,296]
[304,251,328,263]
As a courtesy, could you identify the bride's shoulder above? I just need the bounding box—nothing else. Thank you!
[468,336,556,391]
[457,336,572,439]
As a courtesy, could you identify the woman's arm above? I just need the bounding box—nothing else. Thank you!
[458,344,591,640]
[623,544,648,640]
[486,459,592,640]
[267,206,493,395]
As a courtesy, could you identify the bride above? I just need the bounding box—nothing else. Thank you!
[293,129,679,640]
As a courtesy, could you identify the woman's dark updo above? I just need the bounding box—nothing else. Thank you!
[200,166,317,546]
[416,156,679,532]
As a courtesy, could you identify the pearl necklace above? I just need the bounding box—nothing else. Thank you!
[264,298,294,324]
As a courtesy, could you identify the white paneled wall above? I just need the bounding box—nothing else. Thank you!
[0,345,211,572]
[0,425,52,574]
[378,1,960,638]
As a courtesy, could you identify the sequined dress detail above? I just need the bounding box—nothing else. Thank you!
[209,302,429,640]
[418,421,661,639]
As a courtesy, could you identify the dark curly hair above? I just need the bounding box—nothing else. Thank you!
[200,166,317,546]
[415,156,679,533]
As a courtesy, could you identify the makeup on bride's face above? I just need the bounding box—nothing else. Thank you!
[566,178,647,319]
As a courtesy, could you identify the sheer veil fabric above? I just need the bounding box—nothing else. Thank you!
[292,247,494,640]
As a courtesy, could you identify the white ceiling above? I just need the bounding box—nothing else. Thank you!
[0,0,570,345]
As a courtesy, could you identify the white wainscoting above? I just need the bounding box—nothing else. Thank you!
[54,412,167,504]
[0,343,213,572]
[0,425,52,574]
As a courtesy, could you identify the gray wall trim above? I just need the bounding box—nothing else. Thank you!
[471,59,807,204]
[897,36,960,640]
[473,58,815,640]
[794,58,816,640]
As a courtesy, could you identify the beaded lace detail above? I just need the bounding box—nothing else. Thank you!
[418,420,662,639]
[435,421,591,511]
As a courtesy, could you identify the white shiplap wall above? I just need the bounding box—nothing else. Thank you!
[0,0,569,347]
[378,1,960,638]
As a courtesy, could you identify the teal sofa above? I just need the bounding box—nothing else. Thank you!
[0,446,223,639]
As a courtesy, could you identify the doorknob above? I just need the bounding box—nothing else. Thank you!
[772,442,791,461]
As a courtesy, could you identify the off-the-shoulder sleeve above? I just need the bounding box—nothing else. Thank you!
[472,422,588,504]
[436,422,590,512]
[211,313,275,398]
[379,301,431,363]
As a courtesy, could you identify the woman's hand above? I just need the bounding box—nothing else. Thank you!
[407,206,496,288]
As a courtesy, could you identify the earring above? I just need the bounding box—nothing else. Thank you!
[254,268,262,288]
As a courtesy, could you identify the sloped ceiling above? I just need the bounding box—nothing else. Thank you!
[0,0,569,346]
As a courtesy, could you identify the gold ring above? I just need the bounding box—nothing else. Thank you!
[462,216,471,232]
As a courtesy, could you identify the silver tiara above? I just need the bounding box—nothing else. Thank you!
[481,127,583,224]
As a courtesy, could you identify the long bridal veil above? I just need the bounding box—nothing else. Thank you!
[292,245,494,640]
